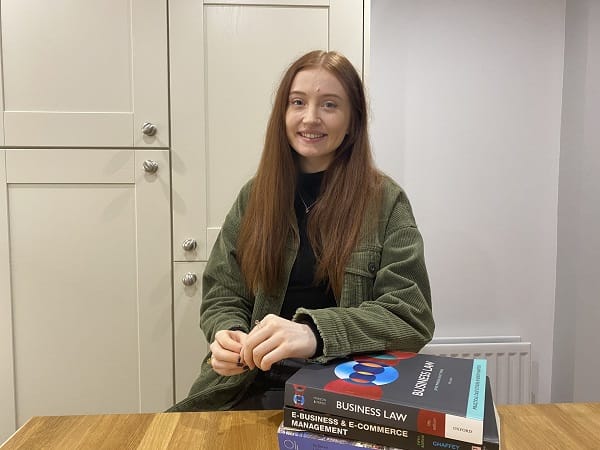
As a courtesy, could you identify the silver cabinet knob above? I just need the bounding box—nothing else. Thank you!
[182,238,198,251]
[142,122,157,136]
[143,159,159,173]
[182,272,198,286]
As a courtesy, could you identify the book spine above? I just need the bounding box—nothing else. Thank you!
[284,407,498,450]
[285,384,483,445]
[278,426,388,450]
[284,407,410,448]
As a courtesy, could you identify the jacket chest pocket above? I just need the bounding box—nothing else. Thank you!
[342,248,382,307]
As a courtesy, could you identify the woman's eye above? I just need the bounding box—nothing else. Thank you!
[290,99,304,106]
[323,101,337,109]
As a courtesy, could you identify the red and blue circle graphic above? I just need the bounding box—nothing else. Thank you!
[333,360,399,385]
[324,351,417,399]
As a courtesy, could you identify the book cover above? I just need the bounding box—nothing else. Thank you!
[284,351,487,444]
[481,377,500,450]
[280,379,500,450]
[283,376,500,450]
[278,422,393,450]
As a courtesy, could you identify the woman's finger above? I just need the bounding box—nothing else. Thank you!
[247,336,281,371]
[210,333,247,375]
[214,329,244,353]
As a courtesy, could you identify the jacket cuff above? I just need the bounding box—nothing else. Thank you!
[295,317,324,358]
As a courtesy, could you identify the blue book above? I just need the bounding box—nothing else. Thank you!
[278,423,391,450]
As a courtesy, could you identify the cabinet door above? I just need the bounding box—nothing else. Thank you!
[0,152,15,442]
[0,0,168,148]
[3,149,172,429]
[173,262,208,403]
[170,0,364,261]
[0,46,4,146]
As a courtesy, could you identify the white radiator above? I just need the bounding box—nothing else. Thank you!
[421,337,532,405]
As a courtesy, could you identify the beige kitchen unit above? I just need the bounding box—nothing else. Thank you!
[0,0,173,442]
[0,149,173,436]
[0,0,366,442]
[170,0,364,262]
[173,261,208,403]
[0,0,168,148]
[170,0,364,403]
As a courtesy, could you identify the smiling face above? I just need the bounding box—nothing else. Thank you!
[285,68,351,173]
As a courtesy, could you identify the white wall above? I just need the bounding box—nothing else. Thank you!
[554,0,600,402]
[370,0,566,403]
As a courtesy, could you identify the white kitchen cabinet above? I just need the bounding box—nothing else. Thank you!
[173,262,208,403]
[0,44,4,146]
[168,0,365,399]
[170,0,365,262]
[0,0,168,148]
[1,149,172,434]
[0,152,15,442]
[0,1,367,439]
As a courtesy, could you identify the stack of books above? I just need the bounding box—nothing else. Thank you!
[277,351,500,450]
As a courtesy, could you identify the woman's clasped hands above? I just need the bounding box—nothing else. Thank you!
[209,314,317,376]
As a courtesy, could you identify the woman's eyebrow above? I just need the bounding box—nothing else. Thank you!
[289,90,343,100]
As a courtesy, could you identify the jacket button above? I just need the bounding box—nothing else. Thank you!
[368,262,377,274]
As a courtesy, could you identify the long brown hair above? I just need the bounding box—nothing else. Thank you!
[238,50,382,299]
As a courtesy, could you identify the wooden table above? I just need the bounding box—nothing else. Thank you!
[2,403,599,449]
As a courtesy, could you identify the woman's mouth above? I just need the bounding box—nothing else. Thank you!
[298,132,326,140]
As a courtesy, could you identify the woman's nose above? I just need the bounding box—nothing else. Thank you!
[303,105,320,124]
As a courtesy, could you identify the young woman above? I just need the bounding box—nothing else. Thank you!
[170,50,434,411]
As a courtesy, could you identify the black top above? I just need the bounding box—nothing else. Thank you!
[248,172,337,392]
[253,171,334,390]
[280,171,337,321]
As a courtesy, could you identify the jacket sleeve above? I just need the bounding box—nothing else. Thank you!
[293,188,434,363]
[200,183,255,344]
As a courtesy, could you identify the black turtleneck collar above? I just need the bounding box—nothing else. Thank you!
[297,170,325,203]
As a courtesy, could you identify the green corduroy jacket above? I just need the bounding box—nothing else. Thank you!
[170,175,434,411]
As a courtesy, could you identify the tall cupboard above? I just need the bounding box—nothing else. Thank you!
[169,0,364,404]
[0,0,366,441]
